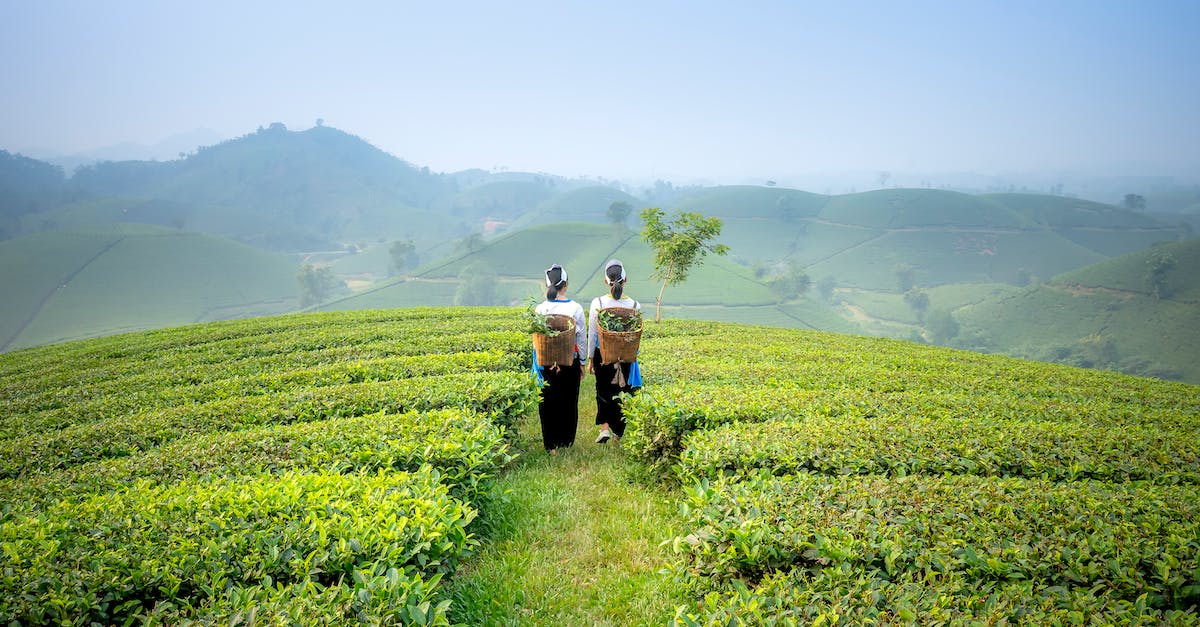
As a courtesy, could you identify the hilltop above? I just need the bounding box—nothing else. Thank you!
[1,124,1195,384]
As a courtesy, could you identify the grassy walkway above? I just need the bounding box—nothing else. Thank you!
[446,398,687,625]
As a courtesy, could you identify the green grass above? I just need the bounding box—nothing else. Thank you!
[446,408,687,626]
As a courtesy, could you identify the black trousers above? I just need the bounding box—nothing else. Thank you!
[538,357,581,451]
[592,348,636,438]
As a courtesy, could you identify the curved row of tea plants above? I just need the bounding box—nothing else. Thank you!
[0,308,537,625]
[626,320,1200,624]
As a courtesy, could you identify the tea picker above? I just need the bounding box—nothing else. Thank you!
[530,264,587,454]
[587,259,643,444]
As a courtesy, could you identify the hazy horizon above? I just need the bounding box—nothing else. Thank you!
[3,1,1198,186]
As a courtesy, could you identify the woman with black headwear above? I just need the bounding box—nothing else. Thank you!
[587,259,642,443]
[533,263,588,454]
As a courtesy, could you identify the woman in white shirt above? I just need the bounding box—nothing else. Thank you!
[587,259,641,443]
[534,263,588,454]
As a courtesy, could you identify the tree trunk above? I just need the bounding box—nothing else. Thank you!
[655,267,673,322]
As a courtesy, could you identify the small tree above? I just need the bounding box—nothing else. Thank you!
[388,239,417,276]
[766,261,811,303]
[924,308,960,344]
[640,207,729,322]
[454,263,497,306]
[1123,193,1146,211]
[817,276,837,302]
[1147,251,1176,299]
[607,201,633,228]
[297,264,345,307]
[903,287,929,322]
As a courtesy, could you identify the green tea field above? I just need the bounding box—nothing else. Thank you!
[1,308,1197,624]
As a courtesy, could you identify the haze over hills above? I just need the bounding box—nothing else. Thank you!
[1,123,1196,382]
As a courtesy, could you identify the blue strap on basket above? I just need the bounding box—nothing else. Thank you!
[531,348,545,387]
[629,361,642,387]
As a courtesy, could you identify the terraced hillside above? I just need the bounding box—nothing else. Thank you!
[627,321,1200,624]
[3,308,1197,624]
[0,224,300,351]
[0,308,537,624]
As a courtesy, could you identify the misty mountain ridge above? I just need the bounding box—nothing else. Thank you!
[1,121,1196,383]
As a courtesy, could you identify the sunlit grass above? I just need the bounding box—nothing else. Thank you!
[447,397,687,625]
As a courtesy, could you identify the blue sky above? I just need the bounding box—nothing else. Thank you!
[2,0,1198,184]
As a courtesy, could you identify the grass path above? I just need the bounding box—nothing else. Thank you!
[446,397,688,625]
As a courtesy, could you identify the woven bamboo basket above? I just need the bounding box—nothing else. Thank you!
[532,314,576,367]
[597,307,643,365]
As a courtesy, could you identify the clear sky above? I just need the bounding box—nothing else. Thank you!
[2,0,1198,184]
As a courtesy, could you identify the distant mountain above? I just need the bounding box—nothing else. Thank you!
[56,124,460,251]
[34,128,226,174]
[2,124,1196,382]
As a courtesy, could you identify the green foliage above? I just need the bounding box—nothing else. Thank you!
[958,238,1200,383]
[0,226,300,351]
[903,286,929,320]
[454,262,498,306]
[598,307,643,332]
[607,200,633,226]
[640,207,730,321]
[1125,193,1148,211]
[671,475,1200,625]
[618,318,1200,623]
[1,468,471,625]
[0,307,539,624]
[764,261,810,303]
[521,297,562,336]
[298,264,347,307]
[1148,249,1177,299]
[389,239,417,276]
[923,307,960,343]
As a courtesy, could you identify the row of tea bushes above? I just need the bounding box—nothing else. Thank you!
[3,349,520,438]
[1,407,515,512]
[2,314,527,417]
[670,474,1200,625]
[627,321,1200,623]
[0,371,536,479]
[678,409,1200,484]
[1,468,469,625]
[0,308,536,624]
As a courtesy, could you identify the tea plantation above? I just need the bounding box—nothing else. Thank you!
[0,308,535,624]
[1,309,1197,624]
[627,321,1200,624]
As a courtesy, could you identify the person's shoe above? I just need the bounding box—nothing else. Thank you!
[595,429,613,443]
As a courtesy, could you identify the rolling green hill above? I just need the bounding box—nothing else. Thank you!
[63,124,456,251]
[318,221,860,333]
[984,192,1184,256]
[1,310,1195,624]
[0,225,299,351]
[4,128,1196,386]
[954,238,1200,383]
[819,188,1029,229]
